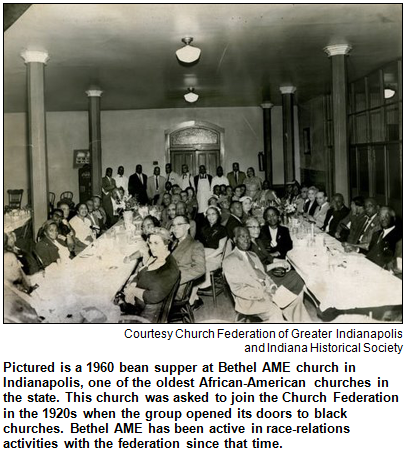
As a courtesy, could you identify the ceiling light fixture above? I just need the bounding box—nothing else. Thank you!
[384,88,396,99]
[176,37,201,64]
[184,87,199,103]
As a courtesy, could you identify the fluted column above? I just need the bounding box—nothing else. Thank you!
[261,102,273,184]
[280,86,296,183]
[21,50,50,238]
[324,44,352,202]
[86,89,103,196]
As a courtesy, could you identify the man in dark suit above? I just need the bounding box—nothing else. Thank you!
[322,193,350,237]
[366,207,402,268]
[259,206,293,259]
[128,164,148,204]
[227,162,246,189]
[101,167,116,227]
[225,201,243,239]
[171,215,206,301]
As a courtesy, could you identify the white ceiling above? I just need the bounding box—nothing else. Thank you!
[4,4,402,112]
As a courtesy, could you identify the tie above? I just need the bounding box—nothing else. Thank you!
[359,217,371,242]
[155,176,159,190]
[246,252,268,280]
[235,172,238,182]
[377,231,384,244]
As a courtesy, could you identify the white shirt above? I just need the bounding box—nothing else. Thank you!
[268,226,278,247]
[70,216,93,245]
[115,175,129,196]
[166,171,180,187]
[180,172,195,190]
[211,175,229,192]
[382,225,396,239]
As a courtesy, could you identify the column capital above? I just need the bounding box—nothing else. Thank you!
[20,50,50,64]
[324,44,352,57]
[280,86,296,95]
[261,102,273,109]
[86,90,103,97]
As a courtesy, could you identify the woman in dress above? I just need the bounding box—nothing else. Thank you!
[197,206,228,290]
[119,228,180,322]
[69,203,94,249]
[243,167,262,201]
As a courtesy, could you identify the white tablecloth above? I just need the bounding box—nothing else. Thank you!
[4,212,31,234]
[288,230,402,312]
[30,223,143,323]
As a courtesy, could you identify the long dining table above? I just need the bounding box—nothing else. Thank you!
[30,222,143,323]
[287,224,402,314]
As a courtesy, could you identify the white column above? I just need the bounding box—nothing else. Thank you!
[324,44,352,202]
[20,50,50,238]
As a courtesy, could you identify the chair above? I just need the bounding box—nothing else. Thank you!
[7,189,23,209]
[197,239,232,308]
[49,192,56,214]
[60,191,73,201]
[119,275,181,324]
[168,279,196,323]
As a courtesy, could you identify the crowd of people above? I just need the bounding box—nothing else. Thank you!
[4,161,402,323]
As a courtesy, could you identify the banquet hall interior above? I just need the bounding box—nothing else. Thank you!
[3,4,403,324]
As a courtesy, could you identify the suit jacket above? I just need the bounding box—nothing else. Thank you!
[223,248,273,315]
[259,225,293,259]
[172,235,206,296]
[313,202,330,228]
[366,226,402,268]
[128,173,148,203]
[101,176,116,195]
[304,199,318,216]
[356,213,381,248]
[227,171,246,189]
[147,175,166,201]
[35,236,61,268]
[322,205,350,236]
[194,174,213,191]
[225,214,243,239]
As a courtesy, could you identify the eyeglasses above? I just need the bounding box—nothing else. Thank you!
[171,223,188,228]
[247,225,260,229]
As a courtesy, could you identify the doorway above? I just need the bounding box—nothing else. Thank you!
[165,121,225,176]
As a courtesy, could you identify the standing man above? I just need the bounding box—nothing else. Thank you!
[128,164,148,205]
[194,165,213,214]
[227,162,246,189]
[115,166,129,197]
[180,164,195,191]
[211,166,229,193]
[165,163,180,187]
[101,167,116,227]
[147,166,166,205]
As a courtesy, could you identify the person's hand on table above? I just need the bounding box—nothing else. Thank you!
[270,251,281,258]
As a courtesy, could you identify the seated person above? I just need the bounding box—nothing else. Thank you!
[321,193,350,237]
[240,196,253,223]
[119,228,180,322]
[86,199,102,237]
[160,193,173,225]
[197,206,228,290]
[225,201,244,239]
[171,193,181,205]
[387,239,402,279]
[4,231,38,276]
[35,221,71,268]
[91,195,107,229]
[232,184,245,201]
[180,191,188,203]
[4,248,41,323]
[259,207,293,259]
[219,197,231,225]
[212,185,221,197]
[223,227,311,322]
[245,217,304,295]
[124,215,160,264]
[163,203,177,231]
[69,203,94,248]
[344,198,380,252]
[176,201,196,238]
[49,208,76,257]
[366,207,402,269]
[186,187,198,219]
[308,191,330,228]
[295,185,308,214]
[303,186,318,217]
[335,196,365,242]
[170,215,206,302]
[112,187,126,218]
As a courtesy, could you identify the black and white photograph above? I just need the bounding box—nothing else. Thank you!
[3,4,403,324]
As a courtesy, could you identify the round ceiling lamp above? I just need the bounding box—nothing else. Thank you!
[176,37,201,64]
[184,87,199,103]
